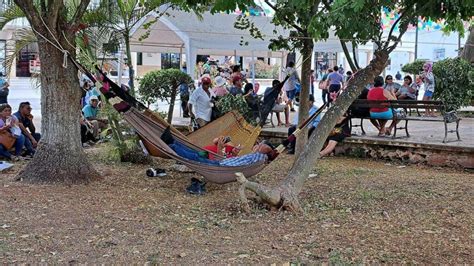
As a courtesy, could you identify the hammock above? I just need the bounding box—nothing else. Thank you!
[121,102,326,184]
[124,108,266,184]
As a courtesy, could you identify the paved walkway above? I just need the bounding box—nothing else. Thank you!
[172,112,474,151]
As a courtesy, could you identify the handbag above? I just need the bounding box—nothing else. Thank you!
[318,80,328,90]
[0,131,16,150]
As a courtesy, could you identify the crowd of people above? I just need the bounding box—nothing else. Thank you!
[0,102,40,161]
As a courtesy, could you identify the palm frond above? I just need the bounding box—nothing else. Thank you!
[0,4,25,30]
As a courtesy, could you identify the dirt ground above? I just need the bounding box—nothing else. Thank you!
[0,148,473,264]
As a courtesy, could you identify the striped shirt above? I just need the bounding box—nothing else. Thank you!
[219,152,267,167]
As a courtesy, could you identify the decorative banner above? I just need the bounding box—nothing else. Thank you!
[381,7,445,31]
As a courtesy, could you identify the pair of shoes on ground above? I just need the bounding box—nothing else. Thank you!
[186,178,206,195]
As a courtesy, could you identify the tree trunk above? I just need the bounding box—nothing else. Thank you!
[460,26,474,63]
[239,50,390,209]
[16,33,99,184]
[294,40,313,158]
[167,85,178,123]
[124,33,135,95]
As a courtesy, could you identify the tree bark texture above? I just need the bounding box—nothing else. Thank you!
[460,26,474,63]
[241,50,390,209]
[15,10,98,184]
[294,40,314,158]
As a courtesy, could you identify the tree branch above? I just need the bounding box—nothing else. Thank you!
[13,0,42,28]
[340,40,357,72]
[48,0,64,32]
[352,41,360,69]
[71,0,92,25]
[264,0,305,34]
[383,10,405,50]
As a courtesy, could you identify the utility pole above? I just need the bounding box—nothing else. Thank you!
[414,18,419,60]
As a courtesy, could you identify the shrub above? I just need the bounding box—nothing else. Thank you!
[401,59,427,75]
[432,57,473,111]
[215,94,255,124]
[138,69,193,122]
[254,60,280,79]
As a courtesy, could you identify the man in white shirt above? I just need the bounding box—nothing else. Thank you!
[188,76,214,128]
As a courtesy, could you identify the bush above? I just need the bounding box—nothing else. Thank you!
[138,69,193,122]
[401,59,427,75]
[138,69,193,105]
[254,60,280,79]
[215,94,255,124]
[432,57,473,111]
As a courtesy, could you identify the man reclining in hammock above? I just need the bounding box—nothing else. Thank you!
[161,127,275,166]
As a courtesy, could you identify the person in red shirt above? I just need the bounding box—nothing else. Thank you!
[203,136,241,160]
[367,76,398,136]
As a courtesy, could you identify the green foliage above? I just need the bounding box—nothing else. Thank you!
[401,60,427,75]
[216,94,255,124]
[138,69,193,105]
[254,60,279,79]
[432,57,474,111]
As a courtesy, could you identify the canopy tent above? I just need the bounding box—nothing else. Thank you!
[130,9,291,78]
[130,8,351,79]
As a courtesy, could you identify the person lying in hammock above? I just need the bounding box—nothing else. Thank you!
[161,127,276,167]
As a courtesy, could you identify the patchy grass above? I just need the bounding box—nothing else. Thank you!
[0,151,472,264]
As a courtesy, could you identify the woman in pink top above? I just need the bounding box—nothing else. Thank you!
[212,76,229,97]
[367,76,398,136]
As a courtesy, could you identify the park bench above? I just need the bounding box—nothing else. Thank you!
[348,99,461,143]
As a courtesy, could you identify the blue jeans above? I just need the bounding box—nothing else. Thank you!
[170,142,220,166]
[24,132,41,155]
[0,134,25,159]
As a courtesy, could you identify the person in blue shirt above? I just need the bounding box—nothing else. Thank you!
[287,94,321,154]
[82,95,107,139]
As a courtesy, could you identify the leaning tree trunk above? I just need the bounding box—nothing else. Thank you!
[238,50,390,211]
[16,32,99,184]
[124,33,135,95]
[460,26,474,63]
[167,85,178,123]
[294,39,314,158]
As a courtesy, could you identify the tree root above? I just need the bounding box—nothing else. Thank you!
[235,172,307,213]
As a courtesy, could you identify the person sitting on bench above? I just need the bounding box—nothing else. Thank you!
[367,76,398,136]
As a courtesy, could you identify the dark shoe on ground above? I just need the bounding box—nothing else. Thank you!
[160,126,175,145]
[290,108,296,112]
[287,149,295,155]
[186,179,206,195]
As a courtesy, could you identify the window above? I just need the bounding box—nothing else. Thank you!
[433,48,445,61]
[137,52,143,66]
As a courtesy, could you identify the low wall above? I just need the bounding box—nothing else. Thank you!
[339,139,474,169]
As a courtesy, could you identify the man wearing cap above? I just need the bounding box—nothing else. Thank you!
[82,95,108,139]
[188,76,215,128]
[229,75,243,96]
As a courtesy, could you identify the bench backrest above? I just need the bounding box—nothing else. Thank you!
[351,99,445,111]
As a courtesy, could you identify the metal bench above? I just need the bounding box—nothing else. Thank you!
[348,99,461,143]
